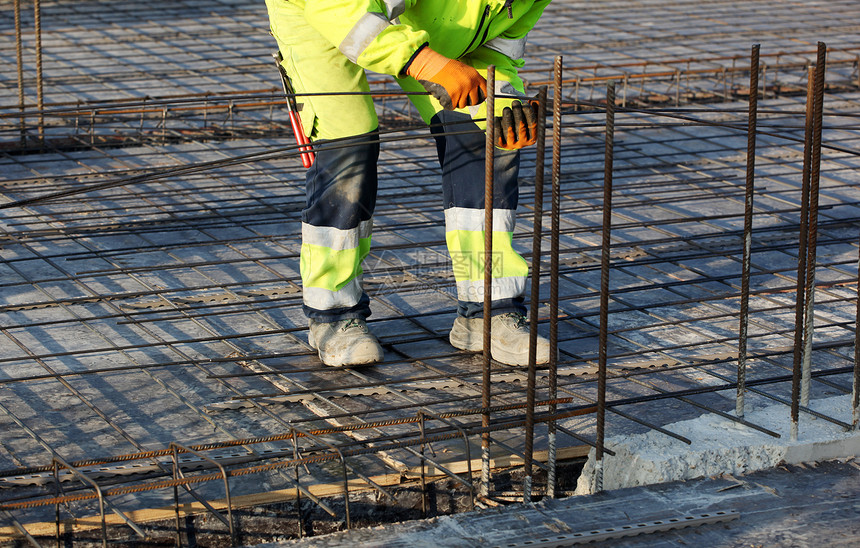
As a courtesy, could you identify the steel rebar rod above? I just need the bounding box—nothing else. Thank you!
[793,43,827,439]
[547,54,563,500]
[801,43,828,411]
[33,0,44,141]
[169,443,236,545]
[737,44,760,419]
[523,86,548,504]
[855,236,860,430]
[1,509,40,548]
[481,65,496,498]
[790,64,816,441]
[595,81,616,493]
[14,0,26,147]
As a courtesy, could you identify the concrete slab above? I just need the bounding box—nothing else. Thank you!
[575,394,860,494]
[253,459,860,548]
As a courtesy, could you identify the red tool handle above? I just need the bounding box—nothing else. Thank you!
[289,111,315,169]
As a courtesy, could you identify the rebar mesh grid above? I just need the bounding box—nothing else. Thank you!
[0,1,859,546]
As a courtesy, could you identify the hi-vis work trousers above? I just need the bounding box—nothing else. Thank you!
[267,0,529,322]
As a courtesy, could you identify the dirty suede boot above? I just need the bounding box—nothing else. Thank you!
[308,318,384,367]
[449,312,550,366]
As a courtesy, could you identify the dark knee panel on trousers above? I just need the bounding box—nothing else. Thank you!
[430,111,520,212]
[302,131,380,230]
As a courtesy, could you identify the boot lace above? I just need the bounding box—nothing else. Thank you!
[340,318,364,331]
[504,313,527,329]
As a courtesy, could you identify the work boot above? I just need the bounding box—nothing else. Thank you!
[308,318,384,367]
[449,312,550,366]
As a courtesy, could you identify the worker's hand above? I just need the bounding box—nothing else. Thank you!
[406,46,486,110]
[495,100,539,150]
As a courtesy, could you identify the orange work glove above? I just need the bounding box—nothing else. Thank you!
[495,100,539,150]
[406,46,487,110]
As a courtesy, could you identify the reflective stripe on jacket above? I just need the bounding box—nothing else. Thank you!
[293,0,551,76]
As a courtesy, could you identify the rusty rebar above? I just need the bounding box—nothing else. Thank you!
[14,0,26,147]
[523,86,548,504]
[854,240,860,430]
[34,0,44,141]
[291,425,351,529]
[802,43,827,409]
[801,47,829,411]
[418,411,428,517]
[790,66,815,440]
[0,405,598,512]
[170,442,236,546]
[547,54,563,499]
[481,65,496,498]
[792,42,827,439]
[291,429,304,539]
[737,44,760,419]
[0,397,579,480]
[172,452,182,547]
[53,461,61,548]
[53,456,108,548]
[420,409,476,509]
[595,81,616,492]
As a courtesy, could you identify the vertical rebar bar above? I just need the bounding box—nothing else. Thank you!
[622,74,628,108]
[170,443,236,546]
[792,43,827,439]
[547,55,563,499]
[595,81,616,493]
[422,409,476,509]
[851,242,860,430]
[172,455,182,547]
[731,57,737,92]
[34,0,44,141]
[674,69,681,106]
[481,65,496,498]
[737,44,760,419]
[523,86,548,504]
[291,429,304,539]
[856,55,860,90]
[53,458,108,548]
[418,411,428,516]
[854,240,859,430]
[791,66,815,440]
[14,0,26,147]
[53,461,60,548]
[801,43,827,409]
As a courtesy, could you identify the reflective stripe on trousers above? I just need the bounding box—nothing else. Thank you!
[432,110,527,318]
[301,133,379,322]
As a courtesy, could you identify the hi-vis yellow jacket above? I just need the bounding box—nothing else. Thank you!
[299,0,551,77]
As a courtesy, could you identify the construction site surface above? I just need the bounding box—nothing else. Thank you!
[1,1,859,546]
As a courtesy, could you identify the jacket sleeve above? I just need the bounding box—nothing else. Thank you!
[304,0,428,77]
[481,0,551,63]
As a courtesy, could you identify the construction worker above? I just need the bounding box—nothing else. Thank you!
[266,0,552,367]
